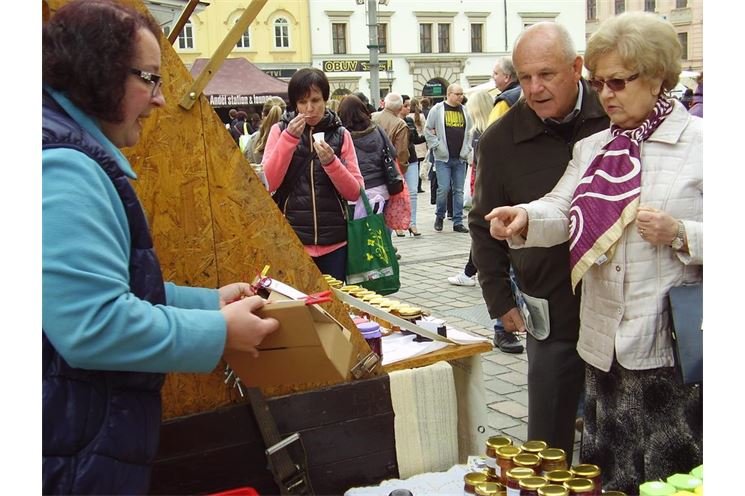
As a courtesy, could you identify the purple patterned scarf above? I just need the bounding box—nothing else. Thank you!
[569,97,674,290]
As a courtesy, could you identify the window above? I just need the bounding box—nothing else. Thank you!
[678,32,688,60]
[332,23,347,54]
[586,0,597,20]
[438,23,450,53]
[614,0,625,14]
[471,24,483,53]
[644,0,656,11]
[420,23,432,53]
[274,17,289,48]
[377,23,387,54]
[170,20,193,50]
[235,19,250,48]
[676,0,688,7]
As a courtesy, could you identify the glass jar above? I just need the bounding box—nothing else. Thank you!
[570,465,601,495]
[537,485,569,496]
[538,448,567,474]
[496,445,522,484]
[518,476,548,496]
[513,453,542,474]
[475,481,505,496]
[485,436,513,471]
[638,481,676,496]
[505,467,534,496]
[464,472,489,495]
[520,440,548,455]
[544,470,573,485]
[397,305,422,335]
[563,478,595,495]
[357,321,382,358]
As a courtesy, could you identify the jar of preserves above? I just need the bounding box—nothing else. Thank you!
[485,436,513,471]
[504,467,534,496]
[357,321,382,358]
[464,471,489,495]
[475,481,505,496]
[544,470,573,485]
[538,448,567,474]
[518,476,548,496]
[496,445,522,484]
[397,306,422,335]
[513,453,542,473]
[570,465,601,495]
[563,478,595,495]
[520,440,548,455]
[537,484,569,496]
[638,480,676,496]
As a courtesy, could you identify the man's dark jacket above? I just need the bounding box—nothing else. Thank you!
[469,80,609,341]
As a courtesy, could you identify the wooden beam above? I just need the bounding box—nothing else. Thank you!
[167,0,199,46]
[179,0,269,110]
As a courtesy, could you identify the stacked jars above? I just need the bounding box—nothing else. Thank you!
[504,467,534,495]
[569,464,601,495]
[485,436,513,479]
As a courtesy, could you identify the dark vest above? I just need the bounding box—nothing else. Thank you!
[495,82,521,108]
[42,92,166,495]
[277,109,348,246]
[349,125,387,189]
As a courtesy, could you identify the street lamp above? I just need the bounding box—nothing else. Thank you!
[360,0,389,105]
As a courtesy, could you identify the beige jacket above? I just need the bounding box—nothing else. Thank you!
[511,100,703,372]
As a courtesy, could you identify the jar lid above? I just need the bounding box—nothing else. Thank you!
[486,435,513,450]
[520,440,548,453]
[398,306,421,317]
[513,453,541,467]
[496,445,521,459]
[464,471,489,485]
[666,473,702,491]
[519,476,548,490]
[563,478,595,492]
[505,466,535,481]
[474,482,503,496]
[544,469,573,483]
[538,484,569,496]
[357,321,381,333]
[689,464,703,480]
[638,480,676,496]
[539,448,566,461]
[571,463,601,478]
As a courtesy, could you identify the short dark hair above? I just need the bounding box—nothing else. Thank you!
[337,95,371,132]
[288,68,330,110]
[401,94,411,103]
[236,111,248,120]
[43,0,162,123]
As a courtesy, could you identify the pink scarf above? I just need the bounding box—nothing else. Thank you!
[568,97,674,290]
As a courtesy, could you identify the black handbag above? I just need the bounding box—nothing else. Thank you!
[668,283,703,384]
[377,127,404,195]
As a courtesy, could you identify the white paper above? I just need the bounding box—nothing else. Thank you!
[381,333,450,366]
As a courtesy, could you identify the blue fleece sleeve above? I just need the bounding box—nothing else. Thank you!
[42,148,226,373]
[165,283,220,310]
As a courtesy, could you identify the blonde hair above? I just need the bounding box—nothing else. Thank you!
[254,96,286,155]
[585,11,681,92]
[466,90,494,134]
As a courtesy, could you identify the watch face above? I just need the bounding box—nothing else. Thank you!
[672,237,684,250]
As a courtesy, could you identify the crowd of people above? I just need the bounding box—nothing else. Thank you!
[43,1,702,494]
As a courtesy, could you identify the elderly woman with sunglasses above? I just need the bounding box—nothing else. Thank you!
[43,2,279,493]
[484,12,702,493]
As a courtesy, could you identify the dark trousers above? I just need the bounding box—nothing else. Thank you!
[464,250,477,277]
[526,334,585,462]
[313,245,347,282]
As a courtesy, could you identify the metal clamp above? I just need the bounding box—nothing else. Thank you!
[265,433,313,495]
[350,351,380,379]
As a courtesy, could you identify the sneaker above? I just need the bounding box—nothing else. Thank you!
[434,217,444,232]
[447,272,476,287]
[453,224,469,233]
[493,331,524,354]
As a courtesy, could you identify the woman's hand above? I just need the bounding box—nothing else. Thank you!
[314,140,336,166]
[286,112,307,138]
[221,296,279,358]
[636,206,678,246]
[218,282,255,308]
[485,207,528,240]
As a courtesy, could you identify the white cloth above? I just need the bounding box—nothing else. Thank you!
[344,464,469,496]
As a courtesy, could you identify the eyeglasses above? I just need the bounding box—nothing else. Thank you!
[588,73,639,93]
[130,68,163,97]
[451,92,464,96]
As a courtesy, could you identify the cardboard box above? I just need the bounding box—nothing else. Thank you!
[223,292,355,387]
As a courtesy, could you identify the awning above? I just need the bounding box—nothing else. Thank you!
[190,57,289,107]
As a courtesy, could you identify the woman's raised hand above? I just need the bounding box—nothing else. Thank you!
[286,112,307,138]
[485,206,528,240]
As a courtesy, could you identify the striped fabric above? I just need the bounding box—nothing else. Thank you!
[569,97,673,289]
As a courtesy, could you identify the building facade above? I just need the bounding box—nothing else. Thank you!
[309,0,586,104]
[585,0,703,73]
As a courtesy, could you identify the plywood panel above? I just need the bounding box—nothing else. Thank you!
[44,0,382,420]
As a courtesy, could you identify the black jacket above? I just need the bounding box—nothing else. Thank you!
[469,80,609,341]
[404,116,426,164]
[349,125,388,189]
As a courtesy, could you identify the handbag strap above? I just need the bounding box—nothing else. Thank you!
[376,126,393,162]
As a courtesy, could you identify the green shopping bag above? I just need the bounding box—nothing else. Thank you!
[346,188,400,295]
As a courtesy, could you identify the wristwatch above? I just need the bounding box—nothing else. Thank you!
[671,220,686,250]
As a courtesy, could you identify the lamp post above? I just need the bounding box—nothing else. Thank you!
[358,0,389,106]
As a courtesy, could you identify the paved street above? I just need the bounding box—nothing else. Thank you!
[388,177,581,463]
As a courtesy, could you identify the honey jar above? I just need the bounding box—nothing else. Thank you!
[544,470,573,485]
[519,476,549,496]
[485,436,513,471]
[464,471,489,495]
[475,481,505,496]
[570,465,601,495]
[538,448,567,474]
[495,445,522,484]
[538,484,569,496]
[504,466,534,496]
[513,453,542,473]
[563,478,595,495]
[520,440,548,455]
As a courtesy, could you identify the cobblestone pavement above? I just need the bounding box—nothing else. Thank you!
[387,177,580,463]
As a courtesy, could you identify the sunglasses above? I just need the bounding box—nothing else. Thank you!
[588,73,639,93]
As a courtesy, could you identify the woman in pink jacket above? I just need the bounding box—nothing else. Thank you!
[262,68,363,280]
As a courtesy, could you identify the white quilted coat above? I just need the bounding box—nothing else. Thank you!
[512,100,703,372]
